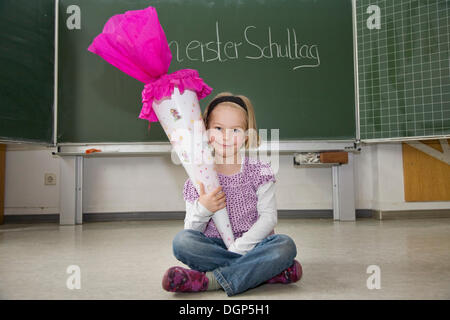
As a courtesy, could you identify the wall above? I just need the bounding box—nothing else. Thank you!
[3,142,450,216]
[372,143,450,211]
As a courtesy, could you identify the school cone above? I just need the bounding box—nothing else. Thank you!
[152,87,235,248]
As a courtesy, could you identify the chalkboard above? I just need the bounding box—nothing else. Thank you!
[357,0,450,140]
[0,0,54,144]
[57,0,357,143]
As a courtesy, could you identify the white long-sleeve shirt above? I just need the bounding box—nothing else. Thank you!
[184,180,278,255]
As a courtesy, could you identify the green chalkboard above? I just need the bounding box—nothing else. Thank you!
[57,0,356,143]
[0,0,54,144]
[357,0,450,140]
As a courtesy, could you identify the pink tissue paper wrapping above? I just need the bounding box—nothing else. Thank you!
[87,6,212,125]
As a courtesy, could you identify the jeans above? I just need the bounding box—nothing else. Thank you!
[172,229,297,296]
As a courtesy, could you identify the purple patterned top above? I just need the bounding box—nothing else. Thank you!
[183,155,276,239]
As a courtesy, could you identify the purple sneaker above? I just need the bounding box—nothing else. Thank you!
[266,260,303,284]
[162,266,209,292]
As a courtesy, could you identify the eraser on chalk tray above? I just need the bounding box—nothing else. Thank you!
[320,152,348,164]
[85,148,102,154]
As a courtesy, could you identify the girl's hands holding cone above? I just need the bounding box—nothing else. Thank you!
[198,182,226,213]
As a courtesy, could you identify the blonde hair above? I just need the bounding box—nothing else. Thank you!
[203,92,261,150]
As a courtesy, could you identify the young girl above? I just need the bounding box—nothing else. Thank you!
[162,92,302,296]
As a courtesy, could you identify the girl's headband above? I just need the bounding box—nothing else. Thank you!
[206,96,248,122]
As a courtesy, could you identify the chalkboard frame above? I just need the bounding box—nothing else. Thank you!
[1,0,360,149]
[354,0,450,143]
[0,0,56,146]
[55,0,359,149]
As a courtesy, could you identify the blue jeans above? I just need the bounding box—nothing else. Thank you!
[172,229,297,296]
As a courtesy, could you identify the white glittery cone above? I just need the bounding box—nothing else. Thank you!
[152,87,235,248]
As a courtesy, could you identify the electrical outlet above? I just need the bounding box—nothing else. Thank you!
[45,173,57,185]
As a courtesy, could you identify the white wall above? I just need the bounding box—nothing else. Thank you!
[3,142,450,216]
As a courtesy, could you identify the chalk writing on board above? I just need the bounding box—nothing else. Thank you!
[169,21,320,71]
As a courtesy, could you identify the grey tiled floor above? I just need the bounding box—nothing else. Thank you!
[0,218,449,299]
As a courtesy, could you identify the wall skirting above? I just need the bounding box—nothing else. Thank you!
[4,209,450,224]
[3,209,373,224]
[372,209,450,220]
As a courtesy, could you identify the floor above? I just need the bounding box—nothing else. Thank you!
[0,217,449,299]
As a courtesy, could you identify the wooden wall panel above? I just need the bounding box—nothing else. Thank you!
[402,139,450,202]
